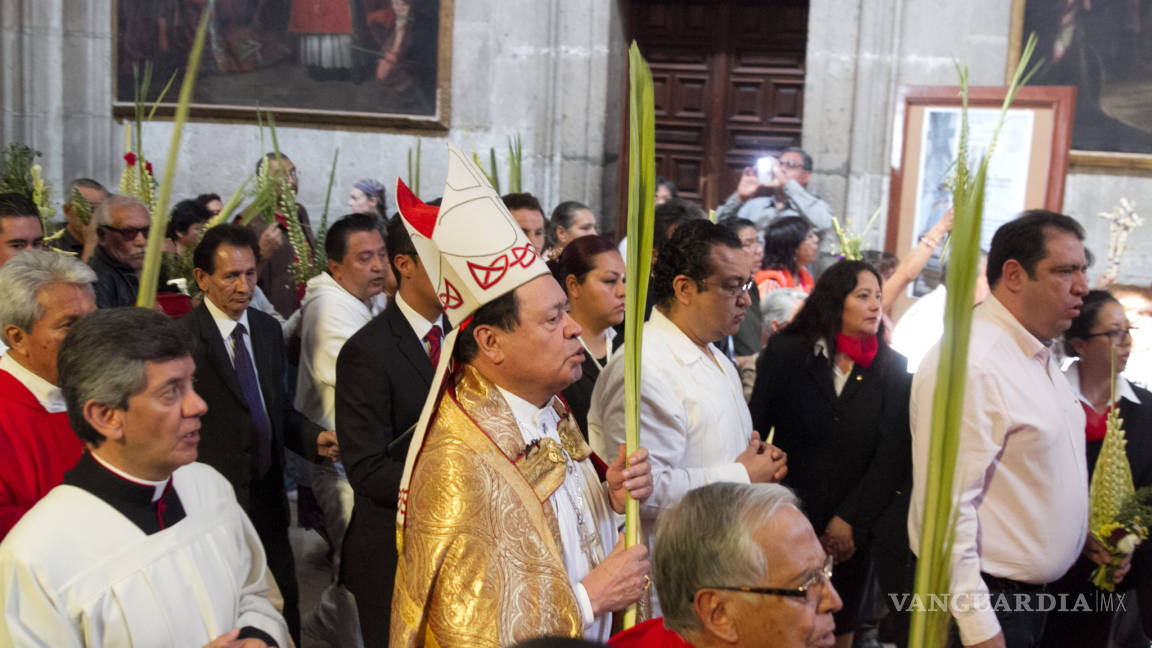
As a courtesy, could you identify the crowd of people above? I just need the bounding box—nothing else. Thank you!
[0,143,1148,648]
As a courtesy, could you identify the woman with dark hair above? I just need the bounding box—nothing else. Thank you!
[348,178,388,220]
[755,215,817,299]
[547,234,625,435]
[165,199,212,254]
[1040,290,1152,647]
[749,260,911,648]
[546,201,598,260]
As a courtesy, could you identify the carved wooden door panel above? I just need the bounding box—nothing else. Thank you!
[628,0,808,210]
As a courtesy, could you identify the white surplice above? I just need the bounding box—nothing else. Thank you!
[0,462,290,647]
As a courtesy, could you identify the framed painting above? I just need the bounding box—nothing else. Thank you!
[112,0,453,131]
[1008,0,1152,168]
[886,85,1075,297]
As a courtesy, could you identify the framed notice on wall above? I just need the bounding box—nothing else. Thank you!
[112,0,453,131]
[886,85,1075,296]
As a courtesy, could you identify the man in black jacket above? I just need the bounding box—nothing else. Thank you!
[335,216,445,645]
[182,224,338,642]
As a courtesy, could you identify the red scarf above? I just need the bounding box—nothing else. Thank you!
[836,333,878,369]
[1082,401,1109,443]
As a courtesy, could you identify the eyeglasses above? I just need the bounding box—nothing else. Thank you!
[780,160,807,170]
[1084,328,1135,344]
[705,276,755,299]
[696,555,834,602]
[100,224,150,241]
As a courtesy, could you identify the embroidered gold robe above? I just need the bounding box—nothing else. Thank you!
[391,366,610,648]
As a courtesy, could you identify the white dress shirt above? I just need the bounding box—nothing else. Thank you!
[497,387,618,642]
[1065,361,1142,410]
[395,293,444,356]
[204,297,269,421]
[908,293,1088,645]
[0,353,66,414]
[588,308,750,613]
[294,272,386,430]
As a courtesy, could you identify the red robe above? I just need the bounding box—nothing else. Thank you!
[609,618,694,647]
[0,369,83,540]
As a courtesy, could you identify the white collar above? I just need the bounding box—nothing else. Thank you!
[0,352,67,413]
[89,451,171,502]
[982,293,1051,363]
[650,307,726,369]
[204,294,251,341]
[497,385,561,436]
[1064,361,1142,409]
[395,292,443,341]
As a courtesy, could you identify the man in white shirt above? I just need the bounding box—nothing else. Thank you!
[588,218,788,615]
[909,210,1097,648]
[0,307,290,647]
[294,213,389,647]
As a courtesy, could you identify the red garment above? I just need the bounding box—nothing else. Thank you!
[610,618,694,647]
[754,266,814,297]
[1082,401,1109,443]
[0,369,83,539]
[836,333,879,369]
[288,0,353,34]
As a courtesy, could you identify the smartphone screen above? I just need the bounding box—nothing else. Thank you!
[756,156,777,184]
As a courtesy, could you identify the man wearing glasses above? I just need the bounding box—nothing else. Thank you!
[88,194,164,308]
[621,482,842,647]
[589,219,788,616]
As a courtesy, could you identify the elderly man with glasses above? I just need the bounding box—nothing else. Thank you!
[88,194,168,308]
[612,482,842,647]
[589,219,788,617]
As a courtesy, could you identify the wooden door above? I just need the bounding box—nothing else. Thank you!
[627,0,809,210]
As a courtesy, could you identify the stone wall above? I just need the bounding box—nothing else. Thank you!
[0,0,627,229]
[804,0,1152,284]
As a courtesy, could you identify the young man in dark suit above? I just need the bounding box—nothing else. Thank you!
[335,215,445,645]
[182,224,339,642]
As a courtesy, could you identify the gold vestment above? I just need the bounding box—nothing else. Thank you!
[391,365,603,648]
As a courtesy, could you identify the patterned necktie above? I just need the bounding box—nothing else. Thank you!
[231,324,272,476]
[426,324,443,367]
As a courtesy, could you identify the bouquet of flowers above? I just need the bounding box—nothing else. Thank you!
[1088,350,1152,590]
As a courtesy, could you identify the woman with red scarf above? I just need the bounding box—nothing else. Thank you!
[1040,290,1152,647]
[748,260,911,648]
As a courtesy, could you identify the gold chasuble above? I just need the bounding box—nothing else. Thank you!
[391,365,592,647]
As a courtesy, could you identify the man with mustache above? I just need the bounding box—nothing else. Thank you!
[909,211,1096,648]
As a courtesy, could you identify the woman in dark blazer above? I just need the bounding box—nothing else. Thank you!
[1041,290,1152,647]
[749,260,911,648]
[548,235,626,437]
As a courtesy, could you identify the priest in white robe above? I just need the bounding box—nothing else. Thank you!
[0,307,291,648]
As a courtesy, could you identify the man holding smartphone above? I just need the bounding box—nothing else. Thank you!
[715,147,834,273]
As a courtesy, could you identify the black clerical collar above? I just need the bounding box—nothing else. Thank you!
[64,452,186,534]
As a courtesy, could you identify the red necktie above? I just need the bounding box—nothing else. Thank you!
[426,324,443,367]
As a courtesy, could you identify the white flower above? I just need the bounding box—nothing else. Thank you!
[1117,533,1141,555]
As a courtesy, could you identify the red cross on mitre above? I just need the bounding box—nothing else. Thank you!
[439,279,463,310]
[467,254,510,290]
[509,242,537,268]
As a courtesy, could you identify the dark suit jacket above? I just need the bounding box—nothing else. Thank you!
[181,303,322,519]
[749,332,911,538]
[335,300,442,611]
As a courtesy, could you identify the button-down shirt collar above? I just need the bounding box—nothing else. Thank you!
[983,292,1051,364]
[395,292,443,342]
[649,307,726,369]
[0,352,67,413]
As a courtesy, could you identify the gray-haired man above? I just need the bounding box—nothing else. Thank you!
[648,482,842,648]
[0,251,97,538]
[0,307,290,647]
